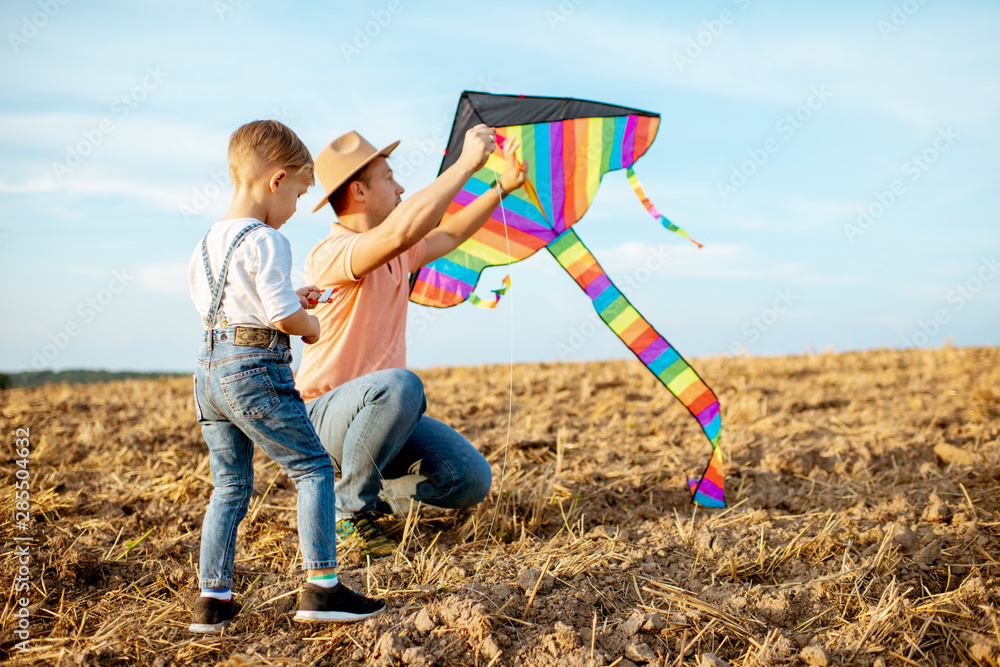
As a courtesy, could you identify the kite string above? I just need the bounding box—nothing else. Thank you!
[471,154,515,579]
[455,148,524,655]
[333,155,518,580]
[361,150,511,559]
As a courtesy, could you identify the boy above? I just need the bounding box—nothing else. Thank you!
[187,120,383,632]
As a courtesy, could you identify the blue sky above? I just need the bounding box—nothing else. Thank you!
[1,0,998,373]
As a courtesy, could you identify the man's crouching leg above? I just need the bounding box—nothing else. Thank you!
[379,415,492,512]
[306,368,427,559]
[306,368,427,515]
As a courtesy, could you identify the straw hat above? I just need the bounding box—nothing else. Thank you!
[311,131,400,213]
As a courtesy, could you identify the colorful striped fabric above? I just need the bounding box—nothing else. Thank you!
[409,92,724,507]
[548,229,725,508]
[692,448,725,508]
[626,168,703,249]
[468,274,510,309]
[410,113,661,308]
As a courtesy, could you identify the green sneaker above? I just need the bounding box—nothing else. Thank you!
[335,512,398,559]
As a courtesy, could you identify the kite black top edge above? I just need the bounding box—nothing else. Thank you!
[439,91,660,174]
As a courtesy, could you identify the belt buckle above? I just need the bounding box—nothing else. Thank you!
[234,327,272,348]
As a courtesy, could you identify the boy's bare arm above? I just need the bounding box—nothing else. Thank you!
[273,308,321,343]
[349,125,495,278]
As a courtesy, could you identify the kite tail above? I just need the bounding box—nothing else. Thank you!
[690,446,725,508]
[546,228,724,508]
[626,167,703,249]
[467,274,511,309]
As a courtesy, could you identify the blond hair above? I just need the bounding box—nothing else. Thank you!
[228,120,314,188]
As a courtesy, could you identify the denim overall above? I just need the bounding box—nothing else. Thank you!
[193,222,337,588]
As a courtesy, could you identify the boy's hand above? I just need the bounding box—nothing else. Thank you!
[498,138,528,194]
[296,285,322,310]
[457,124,496,174]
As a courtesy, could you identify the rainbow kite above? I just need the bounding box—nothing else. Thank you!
[409,92,724,508]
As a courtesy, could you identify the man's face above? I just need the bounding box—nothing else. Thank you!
[360,156,404,224]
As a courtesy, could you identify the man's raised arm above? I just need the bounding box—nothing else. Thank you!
[349,125,495,278]
[420,138,528,267]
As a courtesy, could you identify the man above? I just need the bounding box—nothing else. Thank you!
[296,125,528,558]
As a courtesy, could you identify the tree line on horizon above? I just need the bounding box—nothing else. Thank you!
[0,370,189,390]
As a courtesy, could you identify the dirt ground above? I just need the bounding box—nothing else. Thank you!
[1,346,998,666]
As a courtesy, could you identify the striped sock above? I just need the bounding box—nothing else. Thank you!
[307,572,339,588]
[201,587,231,600]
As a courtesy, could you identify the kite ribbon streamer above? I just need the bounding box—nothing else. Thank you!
[547,228,725,508]
[468,274,510,309]
[626,167,703,248]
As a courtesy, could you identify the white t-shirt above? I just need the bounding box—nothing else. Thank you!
[188,218,301,329]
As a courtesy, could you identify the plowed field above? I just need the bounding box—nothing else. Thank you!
[2,347,998,666]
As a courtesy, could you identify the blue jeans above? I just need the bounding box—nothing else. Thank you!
[304,369,492,517]
[193,328,338,589]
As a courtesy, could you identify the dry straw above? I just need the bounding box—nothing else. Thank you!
[0,347,998,665]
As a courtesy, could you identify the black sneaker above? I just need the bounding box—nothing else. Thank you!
[336,512,399,559]
[189,596,240,633]
[294,582,385,622]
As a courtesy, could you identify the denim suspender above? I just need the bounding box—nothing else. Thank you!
[200,222,266,329]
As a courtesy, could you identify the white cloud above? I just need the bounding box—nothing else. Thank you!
[738,196,864,233]
[591,239,875,287]
[138,263,190,294]
[0,174,184,211]
[785,197,859,228]
[596,241,761,278]
[0,177,57,194]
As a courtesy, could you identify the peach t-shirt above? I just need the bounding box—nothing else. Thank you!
[296,224,426,402]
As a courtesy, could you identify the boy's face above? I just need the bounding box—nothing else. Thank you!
[269,168,313,226]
